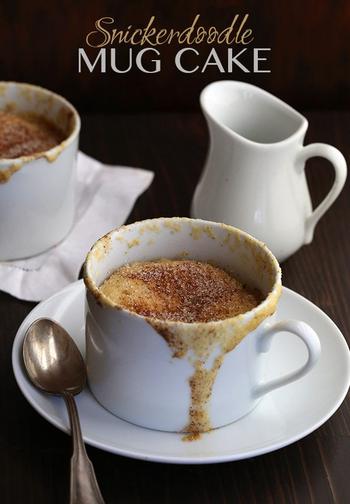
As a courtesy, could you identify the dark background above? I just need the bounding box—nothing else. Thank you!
[1,0,349,113]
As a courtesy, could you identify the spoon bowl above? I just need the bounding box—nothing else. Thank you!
[23,318,85,395]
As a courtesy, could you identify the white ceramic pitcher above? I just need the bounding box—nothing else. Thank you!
[191,81,347,261]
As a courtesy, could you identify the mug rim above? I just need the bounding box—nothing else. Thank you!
[84,217,282,328]
[0,81,81,167]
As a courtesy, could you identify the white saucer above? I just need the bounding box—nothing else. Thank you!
[12,280,350,464]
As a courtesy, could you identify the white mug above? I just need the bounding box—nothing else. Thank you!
[0,82,80,260]
[84,217,321,433]
[191,81,347,261]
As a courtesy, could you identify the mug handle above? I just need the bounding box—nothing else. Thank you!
[253,320,321,398]
[297,143,347,244]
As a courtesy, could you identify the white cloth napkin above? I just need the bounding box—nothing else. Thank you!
[0,152,154,302]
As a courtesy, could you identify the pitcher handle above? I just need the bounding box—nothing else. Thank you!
[253,320,321,398]
[297,143,347,244]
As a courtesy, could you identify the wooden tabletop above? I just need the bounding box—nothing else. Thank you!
[0,111,349,503]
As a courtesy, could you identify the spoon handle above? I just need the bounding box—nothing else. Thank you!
[64,392,105,504]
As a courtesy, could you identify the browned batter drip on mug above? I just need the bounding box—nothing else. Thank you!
[99,259,261,323]
[0,111,64,159]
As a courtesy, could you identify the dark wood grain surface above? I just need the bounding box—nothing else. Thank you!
[0,111,349,503]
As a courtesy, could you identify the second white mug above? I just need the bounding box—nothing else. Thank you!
[0,82,80,260]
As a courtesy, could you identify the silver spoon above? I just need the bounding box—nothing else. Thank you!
[23,318,105,504]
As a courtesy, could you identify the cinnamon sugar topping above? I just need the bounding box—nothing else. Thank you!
[99,259,262,323]
[0,111,64,159]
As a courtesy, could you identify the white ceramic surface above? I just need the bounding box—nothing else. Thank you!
[12,280,350,464]
[84,217,320,433]
[0,82,80,260]
[191,81,347,261]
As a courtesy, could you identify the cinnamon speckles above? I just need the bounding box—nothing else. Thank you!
[222,231,240,252]
[99,259,262,323]
[0,111,64,159]
[163,220,182,233]
[203,225,216,240]
[127,238,140,249]
[141,222,160,233]
[91,234,112,262]
[190,226,202,240]
[190,224,216,241]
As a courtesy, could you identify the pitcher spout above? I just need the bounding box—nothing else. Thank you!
[200,80,307,146]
